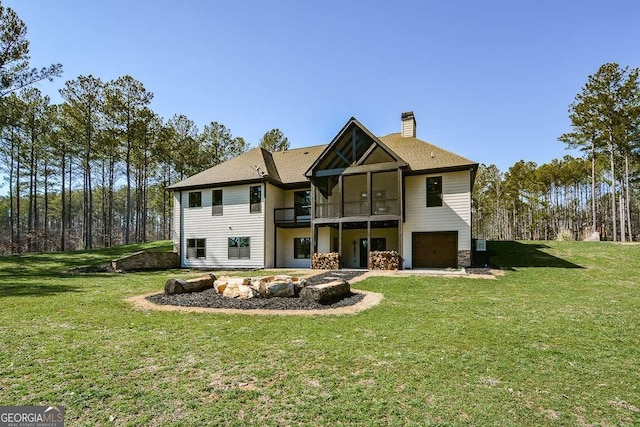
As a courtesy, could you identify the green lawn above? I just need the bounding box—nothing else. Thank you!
[1,241,639,426]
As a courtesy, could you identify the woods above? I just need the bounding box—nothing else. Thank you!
[0,2,296,254]
[0,79,255,253]
[473,63,640,242]
[1,2,639,255]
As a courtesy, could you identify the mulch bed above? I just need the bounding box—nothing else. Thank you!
[147,270,367,311]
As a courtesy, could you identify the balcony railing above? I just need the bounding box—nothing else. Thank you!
[274,207,311,226]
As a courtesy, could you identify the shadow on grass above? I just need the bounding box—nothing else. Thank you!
[488,241,583,269]
[0,283,83,298]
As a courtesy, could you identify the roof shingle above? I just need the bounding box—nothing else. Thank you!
[168,132,476,190]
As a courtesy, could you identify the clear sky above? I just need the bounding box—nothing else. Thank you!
[4,0,640,173]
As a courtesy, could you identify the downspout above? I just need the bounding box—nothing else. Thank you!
[263,181,268,268]
[398,168,404,270]
[310,180,316,268]
[179,191,184,267]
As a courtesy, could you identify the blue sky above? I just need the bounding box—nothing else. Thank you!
[5,0,640,173]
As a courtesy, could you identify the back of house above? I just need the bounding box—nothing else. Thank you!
[169,112,478,270]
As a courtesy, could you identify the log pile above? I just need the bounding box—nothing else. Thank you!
[369,251,400,270]
[299,279,350,304]
[312,252,341,270]
[165,274,216,295]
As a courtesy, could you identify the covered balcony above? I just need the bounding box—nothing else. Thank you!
[274,206,311,227]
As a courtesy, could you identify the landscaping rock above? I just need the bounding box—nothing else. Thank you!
[299,279,350,304]
[292,277,308,296]
[584,231,600,241]
[263,280,295,297]
[223,283,256,299]
[149,271,367,310]
[164,274,215,295]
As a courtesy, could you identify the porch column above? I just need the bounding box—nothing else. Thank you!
[398,169,404,269]
[367,220,371,270]
[338,222,343,268]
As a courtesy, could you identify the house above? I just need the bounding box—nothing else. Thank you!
[168,112,478,270]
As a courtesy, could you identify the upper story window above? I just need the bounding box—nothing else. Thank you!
[250,185,262,213]
[426,176,443,207]
[294,190,311,219]
[188,191,202,208]
[212,189,223,216]
[315,175,341,218]
[372,171,398,215]
[343,174,368,216]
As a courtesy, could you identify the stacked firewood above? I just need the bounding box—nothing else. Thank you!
[369,251,400,270]
[312,252,341,269]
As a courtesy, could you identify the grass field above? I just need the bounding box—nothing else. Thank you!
[1,241,639,426]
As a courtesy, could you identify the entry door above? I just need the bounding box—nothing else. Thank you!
[359,239,368,268]
[360,238,386,268]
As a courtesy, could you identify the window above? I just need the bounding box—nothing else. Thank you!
[426,176,443,207]
[228,237,250,259]
[314,175,341,218]
[372,171,398,215]
[188,191,202,208]
[250,186,261,213]
[212,189,223,215]
[294,190,311,219]
[186,238,206,258]
[294,237,311,259]
[343,174,368,216]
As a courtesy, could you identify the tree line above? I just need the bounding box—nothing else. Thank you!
[473,63,640,242]
[0,2,289,254]
[2,3,638,255]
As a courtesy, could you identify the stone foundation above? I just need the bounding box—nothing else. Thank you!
[112,251,180,272]
[458,250,471,267]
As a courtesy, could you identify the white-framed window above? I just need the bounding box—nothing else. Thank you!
[186,238,206,258]
[228,237,250,259]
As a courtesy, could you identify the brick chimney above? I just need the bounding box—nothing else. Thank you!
[401,111,416,138]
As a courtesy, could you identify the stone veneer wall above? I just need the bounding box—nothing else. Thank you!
[112,251,180,272]
[458,250,471,267]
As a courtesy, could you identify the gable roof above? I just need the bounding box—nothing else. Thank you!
[167,145,326,190]
[168,120,477,191]
[304,117,405,177]
[167,147,277,190]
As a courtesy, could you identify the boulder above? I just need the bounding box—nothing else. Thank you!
[165,274,215,295]
[584,231,600,242]
[164,278,187,295]
[292,277,308,296]
[299,279,350,304]
[223,283,256,299]
[214,278,228,294]
[263,280,295,298]
[250,276,275,293]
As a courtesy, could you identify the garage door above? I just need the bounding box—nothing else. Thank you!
[412,231,458,268]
